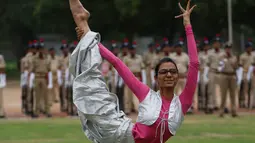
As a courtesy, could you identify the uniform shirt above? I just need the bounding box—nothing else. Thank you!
[207,50,223,70]
[32,54,50,75]
[239,52,254,72]
[123,54,145,73]
[59,54,70,80]
[20,56,29,72]
[198,51,209,72]
[118,53,129,61]
[143,52,155,67]
[170,52,189,74]
[151,53,161,69]
[219,53,237,73]
[48,55,61,72]
[26,53,35,73]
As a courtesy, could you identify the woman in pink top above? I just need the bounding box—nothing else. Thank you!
[69,0,199,143]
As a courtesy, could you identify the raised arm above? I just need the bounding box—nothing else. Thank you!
[175,0,199,115]
[179,25,199,114]
[98,43,150,102]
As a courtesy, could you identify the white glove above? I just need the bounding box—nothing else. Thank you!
[47,72,53,89]
[114,70,118,87]
[203,66,209,84]
[197,71,200,83]
[0,74,6,88]
[150,70,155,87]
[29,73,35,88]
[57,70,62,86]
[236,67,243,86]
[118,77,123,87]
[141,70,147,84]
[218,61,225,72]
[247,66,254,81]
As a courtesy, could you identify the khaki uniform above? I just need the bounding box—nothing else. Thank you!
[59,54,70,112]
[26,53,35,113]
[32,54,50,115]
[170,52,189,95]
[239,52,254,108]
[66,68,76,115]
[123,54,145,113]
[115,53,128,112]
[0,55,6,117]
[198,52,209,109]
[48,55,61,104]
[20,55,29,113]
[151,53,161,70]
[207,50,223,109]
[143,52,155,88]
[219,53,238,115]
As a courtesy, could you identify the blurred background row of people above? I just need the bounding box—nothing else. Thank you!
[0,33,255,119]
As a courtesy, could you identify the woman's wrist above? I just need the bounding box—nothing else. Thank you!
[185,23,191,29]
[184,20,191,27]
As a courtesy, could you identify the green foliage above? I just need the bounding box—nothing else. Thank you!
[5,61,20,79]
[1,0,255,60]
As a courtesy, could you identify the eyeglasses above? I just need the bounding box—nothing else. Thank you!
[158,69,178,75]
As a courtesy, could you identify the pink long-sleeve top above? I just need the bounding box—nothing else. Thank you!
[98,24,199,143]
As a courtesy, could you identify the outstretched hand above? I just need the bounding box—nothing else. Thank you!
[175,0,197,26]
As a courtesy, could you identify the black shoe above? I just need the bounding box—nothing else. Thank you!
[0,115,5,119]
[40,110,46,114]
[46,114,52,118]
[232,114,238,118]
[205,108,213,114]
[31,114,39,118]
[224,108,229,114]
[214,107,219,111]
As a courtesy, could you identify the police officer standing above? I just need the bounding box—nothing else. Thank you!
[206,34,223,113]
[66,41,77,116]
[170,38,189,95]
[198,37,210,111]
[219,44,238,117]
[48,48,61,104]
[108,40,119,93]
[123,41,146,114]
[239,41,254,108]
[20,41,33,114]
[143,43,155,88]
[116,39,129,111]
[27,40,38,117]
[0,53,6,118]
[59,40,69,112]
[32,42,51,118]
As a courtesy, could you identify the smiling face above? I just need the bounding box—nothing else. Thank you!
[155,61,179,88]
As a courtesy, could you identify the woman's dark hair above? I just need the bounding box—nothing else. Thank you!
[154,57,178,77]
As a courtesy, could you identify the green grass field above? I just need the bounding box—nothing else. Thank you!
[0,115,254,143]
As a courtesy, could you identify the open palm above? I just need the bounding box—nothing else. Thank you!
[175,0,197,26]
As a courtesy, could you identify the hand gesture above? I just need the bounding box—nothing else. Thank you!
[75,27,85,40]
[175,0,197,27]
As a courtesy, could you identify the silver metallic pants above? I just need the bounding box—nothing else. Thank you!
[70,31,134,143]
